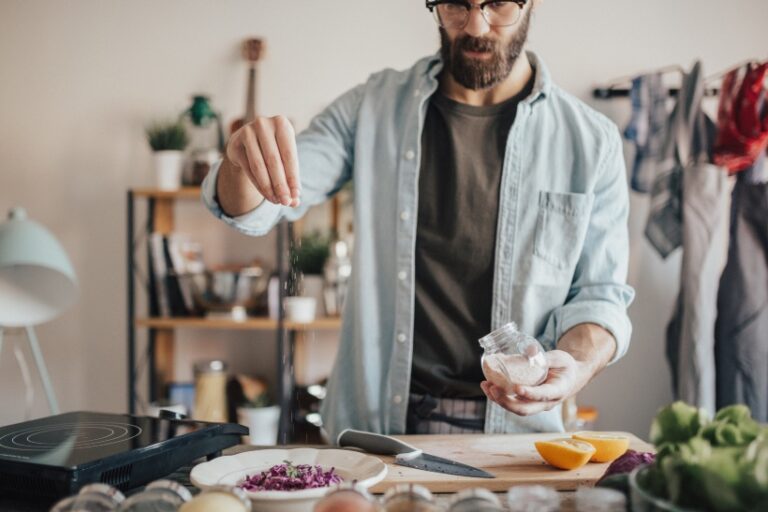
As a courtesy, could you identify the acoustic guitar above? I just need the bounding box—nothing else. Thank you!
[230,38,264,135]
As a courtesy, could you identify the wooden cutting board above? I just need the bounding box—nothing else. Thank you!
[368,432,653,493]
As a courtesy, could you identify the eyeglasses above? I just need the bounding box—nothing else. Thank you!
[426,0,527,30]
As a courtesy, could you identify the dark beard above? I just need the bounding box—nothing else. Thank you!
[439,9,531,90]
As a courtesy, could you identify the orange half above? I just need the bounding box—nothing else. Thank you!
[571,432,630,463]
[534,438,596,470]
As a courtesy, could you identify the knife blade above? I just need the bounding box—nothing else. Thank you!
[337,429,495,479]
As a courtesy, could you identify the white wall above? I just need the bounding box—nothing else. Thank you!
[0,0,765,436]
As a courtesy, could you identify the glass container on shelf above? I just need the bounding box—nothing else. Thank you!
[193,359,228,422]
[323,237,352,316]
[179,95,225,186]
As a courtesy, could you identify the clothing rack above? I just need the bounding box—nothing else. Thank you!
[592,86,721,100]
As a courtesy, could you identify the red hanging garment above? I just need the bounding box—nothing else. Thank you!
[713,62,768,174]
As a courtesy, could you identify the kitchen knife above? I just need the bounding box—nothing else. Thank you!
[337,429,495,479]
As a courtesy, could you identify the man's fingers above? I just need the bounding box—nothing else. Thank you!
[273,116,301,207]
[545,349,576,368]
[483,382,561,416]
[486,385,558,416]
[228,143,249,174]
[499,397,560,416]
[514,381,568,402]
[242,125,277,203]
[255,118,292,206]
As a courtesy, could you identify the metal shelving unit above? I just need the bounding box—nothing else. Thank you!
[126,187,340,443]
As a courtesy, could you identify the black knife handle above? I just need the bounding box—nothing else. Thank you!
[337,429,422,457]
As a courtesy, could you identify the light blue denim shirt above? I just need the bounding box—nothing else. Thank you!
[202,51,635,441]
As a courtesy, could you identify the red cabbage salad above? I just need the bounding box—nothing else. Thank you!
[238,460,343,491]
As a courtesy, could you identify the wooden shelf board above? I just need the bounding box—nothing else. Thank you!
[135,316,342,331]
[131,187,202,199]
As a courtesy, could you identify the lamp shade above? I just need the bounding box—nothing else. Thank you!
[0,207,78,327]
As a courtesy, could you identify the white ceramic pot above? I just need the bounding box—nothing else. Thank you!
[300,274,326,316]
[236,405,281,446]
[153,150,184,190]
[284,296,317,323]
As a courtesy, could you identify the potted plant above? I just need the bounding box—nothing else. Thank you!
[146,120,189,190]
[289,231,331,318]
[230,375,281,446]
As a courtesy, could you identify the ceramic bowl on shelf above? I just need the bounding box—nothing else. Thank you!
[190,448,387,512]
[184,266,269,316]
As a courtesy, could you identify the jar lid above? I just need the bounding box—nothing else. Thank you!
[195,360,227,373]
[78,483,126,504]
[146,479,193,502]
[448,488,502,507]
[382,483,434,503]
[325,482,376,502]
[198,486,251,511]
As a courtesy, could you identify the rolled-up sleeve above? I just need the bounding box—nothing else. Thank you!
[201,82,366,237]
[541,127,635,364]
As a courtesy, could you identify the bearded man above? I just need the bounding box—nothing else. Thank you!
[203,0,635,439]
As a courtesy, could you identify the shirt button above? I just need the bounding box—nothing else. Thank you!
[398,270,407,281]
[400,210,410,221]
[393,395,403,404]
[397,333,407,343]
[404,150,415,161]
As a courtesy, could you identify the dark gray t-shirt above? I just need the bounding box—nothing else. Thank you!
[411,80,534,399]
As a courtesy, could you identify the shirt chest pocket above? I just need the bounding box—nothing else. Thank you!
[533,191,593,270]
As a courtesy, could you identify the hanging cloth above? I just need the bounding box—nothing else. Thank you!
[715,172,768,422]
[647,62,730,414]
[713,61,768,174]
[624,73,669,193]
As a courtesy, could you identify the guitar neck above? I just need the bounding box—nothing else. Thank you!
[244,64,257,123]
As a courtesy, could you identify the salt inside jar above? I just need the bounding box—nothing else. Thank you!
[479,322,548,395]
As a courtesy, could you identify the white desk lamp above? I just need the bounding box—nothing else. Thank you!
[0,207,78,414]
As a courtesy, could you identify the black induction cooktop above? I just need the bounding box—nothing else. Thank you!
[0,411,247,500]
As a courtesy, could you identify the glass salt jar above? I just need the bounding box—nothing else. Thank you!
[50,483,125,512]
[479,322,548,395]
[381,484,440,512]
[117,479,192,511]
[447,488,505,512]
[313,482,379,512]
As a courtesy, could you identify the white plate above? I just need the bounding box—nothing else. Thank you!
[190,448,387,512]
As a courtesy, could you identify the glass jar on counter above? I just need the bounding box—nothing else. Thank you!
[193,360,228,423]
[179,486,251,512]
[507,485,561,512]
[313,483,379,512]
[381,484,440,512]
[479,322,549,395]
[447,488,504,512]
[118,479,192,511]
[575,487,626,512]
[50,483,125,512]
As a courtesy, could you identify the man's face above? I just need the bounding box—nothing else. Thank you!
[439,4,533,90]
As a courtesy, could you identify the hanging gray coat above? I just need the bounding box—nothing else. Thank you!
[715,172,768,421]
[646,61,730,415]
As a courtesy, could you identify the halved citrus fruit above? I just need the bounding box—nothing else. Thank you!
[571,432,630,463]
[534,438,596,470]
